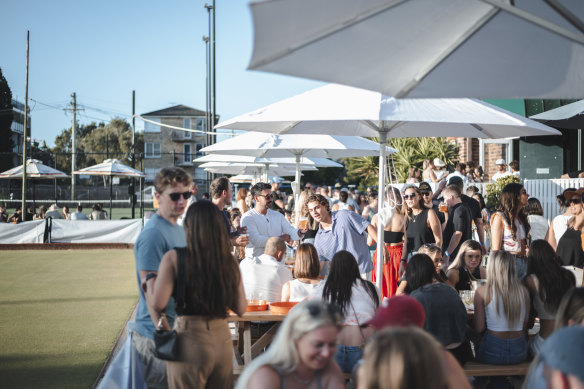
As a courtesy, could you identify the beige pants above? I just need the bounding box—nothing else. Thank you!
[167,316,232,389]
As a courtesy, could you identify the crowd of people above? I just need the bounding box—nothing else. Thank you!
[128,164,584,389]
[0,202,109,223]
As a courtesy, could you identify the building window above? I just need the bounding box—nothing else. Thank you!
[183,144,192,164]
[182,118,192,139]
[145,142,161,158]
[144,118,161,133]
[195,143,205,156]
[195,118,206,132]
[144,168,159,182]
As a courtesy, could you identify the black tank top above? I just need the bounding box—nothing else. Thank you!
[454,266,481,291]
[405,208,434,256]
[384,230,404,244]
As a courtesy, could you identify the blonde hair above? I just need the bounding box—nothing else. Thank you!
[358,327,446,389]
[235,300,343,389]
[485,251,529,328]
[447,239,482,272]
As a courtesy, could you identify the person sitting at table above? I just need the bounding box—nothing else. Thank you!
[239,237,293,302]
[358,295,471,389]
[395,243,447,295]
[235,300,346,389]
[358,327,448,389]
[473,250,530,389]
[281,243,322,302]
[142,200,247,389]
[524,240,575,356]
[309,250,379,374]
[406,254,470,365]
[446,239,486,292]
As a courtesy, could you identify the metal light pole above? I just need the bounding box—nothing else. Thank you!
[21,31,30,214]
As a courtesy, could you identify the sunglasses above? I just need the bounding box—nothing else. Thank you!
[421,191,432,197]
[403,194,417,200]
[168,191,192,201]
[307,302,343,323]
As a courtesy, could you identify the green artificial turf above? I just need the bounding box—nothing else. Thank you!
[0,249,138,389]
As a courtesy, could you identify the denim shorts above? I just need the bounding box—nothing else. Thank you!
[477,331,527,365]
[514,256,527,281]
[334,344,363,374]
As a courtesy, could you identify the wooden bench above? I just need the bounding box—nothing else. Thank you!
[463,361,531,376]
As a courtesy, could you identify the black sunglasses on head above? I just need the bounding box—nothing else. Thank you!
[168,191,192,201]
[307,302,343,322]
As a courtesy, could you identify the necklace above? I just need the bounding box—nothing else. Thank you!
[411,209,422,223]
[292,372,314,385]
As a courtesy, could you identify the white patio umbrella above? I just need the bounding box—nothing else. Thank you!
[200,162,316,179]
[194,154,343,168]
[0,159,69,209]
[201,132,396,203]
[531,99,584,170]
[214,83,561,290]
[73,159,145,220]
[0,159,69,179]
[229,174,288,185]
[248,0,584,99]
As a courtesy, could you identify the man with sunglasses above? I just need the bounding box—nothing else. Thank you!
[132,167,192,388]
[241,182,304,258]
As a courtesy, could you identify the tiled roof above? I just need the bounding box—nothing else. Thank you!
[142,105,208,117]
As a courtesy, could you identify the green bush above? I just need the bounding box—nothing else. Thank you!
[485,175,520,211]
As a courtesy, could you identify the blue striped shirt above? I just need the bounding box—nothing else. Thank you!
[314,210,372,273]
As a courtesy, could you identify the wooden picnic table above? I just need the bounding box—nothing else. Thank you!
[227,310,287,366]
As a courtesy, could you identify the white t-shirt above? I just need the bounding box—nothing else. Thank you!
[239,254,293,302]
[241,208,301,258]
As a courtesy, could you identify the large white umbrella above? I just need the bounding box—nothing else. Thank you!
[0,159,68,179]
[248,0,584,99]
[201,132,395,204]
[200,162,316,178]
[194,154,343,168]
[214,83,561,290]
[73,159,145,220]
[0,159,69,208]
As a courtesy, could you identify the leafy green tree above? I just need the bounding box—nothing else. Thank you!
[343,137,459,187]
[0,67,15,171]
[51,118,143,173]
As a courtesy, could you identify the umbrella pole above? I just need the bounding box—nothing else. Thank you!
[109,176,113,220]
[375,130,388,293]
[295,154,301,220]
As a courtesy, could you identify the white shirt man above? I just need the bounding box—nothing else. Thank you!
[239,237,293,302]
[492,159,512,181]
[241,182,303,258]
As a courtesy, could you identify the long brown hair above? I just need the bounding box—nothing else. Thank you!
[497,183,530,241]
[183,200,241,317]
[293,243,320,279]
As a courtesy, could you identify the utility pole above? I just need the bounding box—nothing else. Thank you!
[64,93,84,201]
[71,92,77,201]
[21,31,30,214]
[204,3,214,188]
[131,90,136,219]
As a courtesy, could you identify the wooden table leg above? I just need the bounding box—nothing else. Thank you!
[250,323,281,359]
[243,321,252,365]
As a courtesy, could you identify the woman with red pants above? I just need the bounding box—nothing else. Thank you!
[369,186,407,298]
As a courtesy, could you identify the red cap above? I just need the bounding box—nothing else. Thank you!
[361,295,425,329]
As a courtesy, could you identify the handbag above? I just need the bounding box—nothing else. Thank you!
[153,248,187,361]
[154,313,178,361]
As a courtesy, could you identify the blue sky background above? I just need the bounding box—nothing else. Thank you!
[1,0,323,147]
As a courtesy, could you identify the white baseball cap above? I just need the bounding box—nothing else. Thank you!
[495,159,506,165]
[433,158,445,167]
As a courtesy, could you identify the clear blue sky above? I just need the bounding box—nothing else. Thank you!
[0,0,323,147]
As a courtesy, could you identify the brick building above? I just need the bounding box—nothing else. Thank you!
[142,105,216,186]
